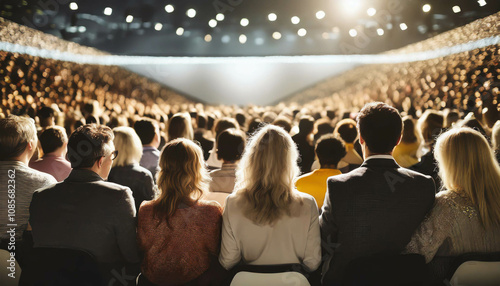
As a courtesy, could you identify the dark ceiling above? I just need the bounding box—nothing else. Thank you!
[1,0,499,57]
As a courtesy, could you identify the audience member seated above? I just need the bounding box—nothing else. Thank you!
[137,138,222,286]
[108,127,156,211]
[295,134,346,210]
[406,127,500,280]
[29,126,72,182]
[29,124,140,283]
[207,117,240,170]
[492,121,500,163]
[393,116,421,168]
[135,118,161,181]
[219,125,321,273]
[0,115,57,266]
[272,116,292,133]
[194,113,215,161]
[168,112,194,141]
[320,102,436,285]
[334,118,364,170]
[313,118,335,143]
[292,116,316,174]
[206,128,246,208]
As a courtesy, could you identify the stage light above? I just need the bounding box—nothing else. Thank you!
[400,23,408,31]
[126,15,133,23]
[272,32,281,40]
[316,11,326,20]
[104,7,112,15]
[240,18,249,27]
[204,34,212,42]
[69,2,78,10]
[154,23,162,31]
[221,35,230,43]
[422,4,431,13]
[478,0,486,6]
[216,13,224,21]
[209,19,217,28]
[165,4,174,13]
[239,34,247,44]
[377,28,384,36]
[340,0,362,14]
[367,8,376,17]
[176,27,184,36]
[187,8,196,18]
[291,16,300,24]
[349,29,357,37]
[452,6,461,13]
[268,13,277,21]
[298,28,307,37]
[78,26,86,33]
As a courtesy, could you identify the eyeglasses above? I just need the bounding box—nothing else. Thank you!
[109,150,119,160]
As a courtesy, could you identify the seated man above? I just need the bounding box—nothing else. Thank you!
[320,102,436,285]
[30,126,72,182]
[134,118,161,181]
[295,134,346,210]
[29,124,140,283]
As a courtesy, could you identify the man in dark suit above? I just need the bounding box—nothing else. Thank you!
[29,124,140,284]
[320,102,436,285]
[292,116,316,174]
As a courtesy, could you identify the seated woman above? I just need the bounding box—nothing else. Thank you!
[137,138,223,286]
[393,116,420,168]
[406,127,500,262]
[108,127,155,211]
[219,125,321,273]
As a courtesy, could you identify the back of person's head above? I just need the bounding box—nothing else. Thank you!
[154,138,209,224]
[458,114,488,139]
[134,118,159,145]
[235,112,246,128]
[236,125,301,226]
[0,115,37,160]
[67,124,114,169]
[39,126,68,155]
[216,128,246,162]
[316,135,346,167]
[214,117,239,140]
[38,106,55,128]
[197,113,208,129]
[298,116,314,135]
[272,116,292,133]
[401,116,418,144]
[335,119,358,143]
[444,110,460,128]
[247,117,264,136]
[315,118,334,138]
[168,113,194,141]
[112,127,143,168]
[357,102,402,154]
[435,127,500,229]
[418,110,444,145]
[492,121,500,151]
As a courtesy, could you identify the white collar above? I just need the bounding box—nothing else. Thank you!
[365,154,394,161]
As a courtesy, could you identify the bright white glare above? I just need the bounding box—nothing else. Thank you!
[367,8,376,17]
[452,6,461,13]
[291,16,300,24]
[221,35,230,43]
[477,0,486,6]
[239,34,247,44]
[316,10,326,20]
[204,34,212,42]
[377,28,384,36]
[154,23,163,31]
[268,13,277,21]
[78,26,86,33]
[272,32,281,40]
[400,23,408,31]
[349,29,357,37]
[341,0,362,14]
[187,9,196,18]
[298,28,307,37]
[69,2,78,10]
[104,7,112,15]
[165,4,174,13]
[126,15,133,23]
[216,13,224,21]
[209,19,217,28]
[422,4,431,13]
[255,38,264,45]
[176,27,184,36]
[240,18,249,27]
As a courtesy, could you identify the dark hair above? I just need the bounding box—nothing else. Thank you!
[214,117,239,140]
[38,106,55,119]
[315,135,346,167]
[418,110,443,144]
[335,119,358,143]
[39,126,67,154]
[134,118,158,145]
[247,118,264,137]
[298,116,314,135]
[197,113,207,129]
[401,116,417,144]
[357,102,403,154]
[235,112,246,128]
[67,124,114,169]
[217,128,246,162]
[273,116,292,133]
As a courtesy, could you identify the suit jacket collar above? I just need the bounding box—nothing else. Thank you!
[361,157,400,169]
[65,169,104,183]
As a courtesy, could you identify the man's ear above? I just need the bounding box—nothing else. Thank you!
[358,135,365,145]
[96,156,104,169]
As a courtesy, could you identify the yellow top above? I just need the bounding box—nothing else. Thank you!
[393,141,420,168]
[295,168,342,209]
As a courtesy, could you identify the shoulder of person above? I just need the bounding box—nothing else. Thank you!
[197,199,223,213]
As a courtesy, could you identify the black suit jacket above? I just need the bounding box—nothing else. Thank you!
[319,158,435,285]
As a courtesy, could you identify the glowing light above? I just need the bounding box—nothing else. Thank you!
[291,16,300,24]
[298,28,307,37]
[478,0,487,6]
[126,15,133,23]
[186,8,196,18]
[400,23,408,31]
[316,11,326,20]
[221,35,230,43]
[268,13,277,21]
[104,7,112,16]
[272,32,281,40]
[165,4,174,13]
[78,26,86,33]
[176,27,184,36]
[349,29,357,37]
[69,2,78,10]
[154,23,163,31]
[209,19,217,28]
[422,4,431,13]
[240,18,249,27]
[367,8,376,17]
[377,28,384,36]
[239,34,247,44]
[216,13,224,21]
[255,38,264,45]
[452,6,461,13]
[204,34,212,42]
[340,0,362,14]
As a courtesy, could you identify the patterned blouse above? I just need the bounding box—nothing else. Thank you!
[406,190,500,263]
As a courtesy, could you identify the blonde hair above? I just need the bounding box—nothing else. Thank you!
[153,138,210,226]
[435,127,500,229]
[0,115,37,160]
[492,121,500,151]
[235,125,302,226]
[112,127,143,168]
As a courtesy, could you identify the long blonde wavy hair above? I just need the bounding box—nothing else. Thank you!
[153,138,210,226]
[435,127,500,229]
[235,125,302,226]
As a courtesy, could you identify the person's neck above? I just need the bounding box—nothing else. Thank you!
[320,164,337,169]
[143,144,157,149]
[44,148,65,158]
[12,152,32,166]
[363,147,392,159]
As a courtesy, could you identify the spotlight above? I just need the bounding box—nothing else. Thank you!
[349,29,357,37]
[104,7,112,16]
[204,34,212,42]
[377,28,384,36]
[298,28,307,37]
[69,2,78,10]
[186,8,196,18]
[477,0,486,6]
[209,19,217,28]
[272,32,281,40]
[176,27,184,36]
[452,6,461,13]
[291,16,300,24]
[367,8,376,17]
[78,26,86,33]
[239,34,247,44]
[422,4,431,13]
[165,4,174,13]
[400,23,408,31]
[154,23,162,31]
[316,11,326,20]
[126,15,133,23]
[268,13,277,21]
[240,18,249,27]
[216,13,224,21]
